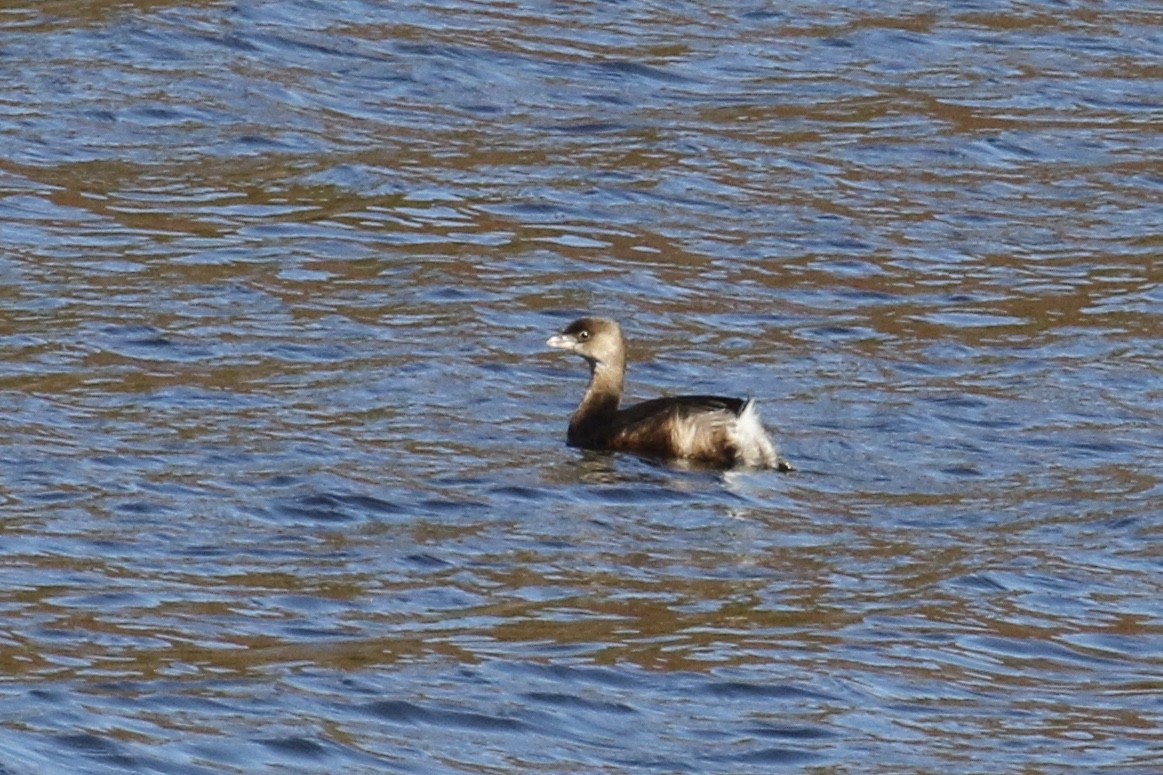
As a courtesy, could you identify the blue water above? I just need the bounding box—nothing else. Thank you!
[1,1,1161,772]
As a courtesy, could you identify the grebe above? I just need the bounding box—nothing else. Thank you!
[547,317,792,470]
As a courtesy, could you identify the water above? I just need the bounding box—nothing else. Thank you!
[2,1,1162,772]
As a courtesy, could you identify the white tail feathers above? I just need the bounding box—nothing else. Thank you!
[732,400,781,469]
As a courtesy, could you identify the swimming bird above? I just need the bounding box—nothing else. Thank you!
[546,317,792,470]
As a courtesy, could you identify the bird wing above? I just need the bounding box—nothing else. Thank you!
[616,395,746,425]
[607,395,747,463]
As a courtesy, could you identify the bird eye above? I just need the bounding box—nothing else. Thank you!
[577,330,591,341]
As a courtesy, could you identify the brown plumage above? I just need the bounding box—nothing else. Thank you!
[546,317,792,471]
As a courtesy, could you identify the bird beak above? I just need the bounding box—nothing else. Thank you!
[546,334,575,350]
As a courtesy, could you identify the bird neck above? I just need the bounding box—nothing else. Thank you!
[568,358,624,441]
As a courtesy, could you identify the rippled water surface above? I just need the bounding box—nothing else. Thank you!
[2,1,1162,772]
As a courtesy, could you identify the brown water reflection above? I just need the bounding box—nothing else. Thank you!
[2,0,1162,772]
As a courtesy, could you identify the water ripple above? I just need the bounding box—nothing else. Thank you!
[1,0,1161,772]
